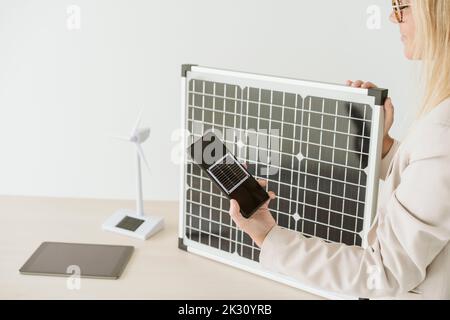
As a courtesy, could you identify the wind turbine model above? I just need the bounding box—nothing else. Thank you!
[102,110,164,240]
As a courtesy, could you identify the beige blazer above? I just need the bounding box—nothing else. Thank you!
[260,98,450,299]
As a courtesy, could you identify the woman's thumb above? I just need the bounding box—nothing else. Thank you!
[384,98,394,135]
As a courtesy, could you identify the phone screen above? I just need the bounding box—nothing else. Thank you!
[188,132,269,218]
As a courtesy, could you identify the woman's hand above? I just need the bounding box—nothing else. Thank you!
[229,179,277,248]
[346,80,395,158]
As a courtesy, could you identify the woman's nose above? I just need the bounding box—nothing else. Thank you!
[389,11,399,24]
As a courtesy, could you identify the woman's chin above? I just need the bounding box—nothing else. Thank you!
[403,46,415,60]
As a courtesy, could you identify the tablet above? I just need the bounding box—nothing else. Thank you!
[19,242,134,279]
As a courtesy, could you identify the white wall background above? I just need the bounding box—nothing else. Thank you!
[0,0,421,201]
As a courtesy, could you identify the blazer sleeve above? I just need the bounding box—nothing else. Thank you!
[259,127,450,298]
[379,138,400,181]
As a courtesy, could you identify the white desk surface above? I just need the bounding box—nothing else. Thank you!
[0,196,321,300]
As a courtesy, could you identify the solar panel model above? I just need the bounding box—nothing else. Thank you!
[178,64,388,299]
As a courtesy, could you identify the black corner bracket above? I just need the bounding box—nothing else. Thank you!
[181,64,197,77]
[178,238,188,251]
[367,88,389,106]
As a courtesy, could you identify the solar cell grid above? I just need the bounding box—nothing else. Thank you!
[185,78,372,251]
[180,65,387,299]
[207,153,250,194]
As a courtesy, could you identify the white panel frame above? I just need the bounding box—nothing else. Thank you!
[178,65,385,300]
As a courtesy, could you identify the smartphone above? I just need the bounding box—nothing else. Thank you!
[188,132,269,219]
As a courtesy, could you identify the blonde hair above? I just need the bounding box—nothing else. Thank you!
[411,0,450,117]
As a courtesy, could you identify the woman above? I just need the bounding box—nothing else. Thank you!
[229,0,450,299]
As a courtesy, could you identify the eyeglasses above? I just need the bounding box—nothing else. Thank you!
[392,0,411,23]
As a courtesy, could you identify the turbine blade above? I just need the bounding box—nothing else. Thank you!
[135,143,151,173]
[131,108,145,137]
[109,135,130,142]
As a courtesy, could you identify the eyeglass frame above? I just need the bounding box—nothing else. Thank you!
[392,0,411,23]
